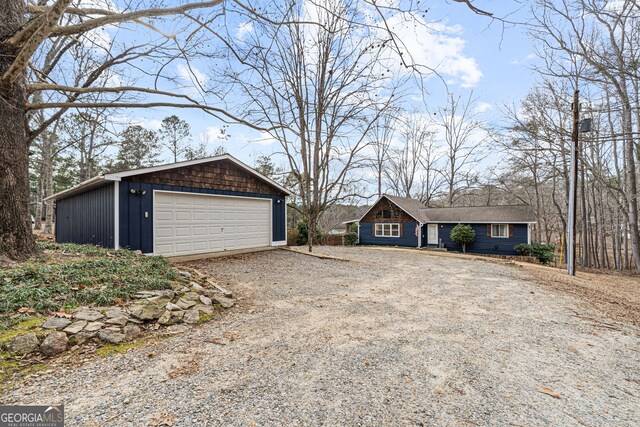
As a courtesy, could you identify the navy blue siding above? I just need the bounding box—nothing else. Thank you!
[55,183,114,248]
[358,222,419,247]
[119,181,286,253]
[423,223,529,255]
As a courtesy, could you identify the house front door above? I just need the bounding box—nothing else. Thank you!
[427,224,438,245]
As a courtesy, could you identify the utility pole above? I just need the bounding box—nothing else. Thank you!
[567,89,579,276]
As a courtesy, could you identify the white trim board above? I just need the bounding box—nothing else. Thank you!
[46,154,292,202]
[374,223,401,238]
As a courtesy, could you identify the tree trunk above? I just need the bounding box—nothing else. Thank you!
[0,0,39,261]
[34,162,43,230]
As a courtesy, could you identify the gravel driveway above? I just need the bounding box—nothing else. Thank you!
[2,247,639,426]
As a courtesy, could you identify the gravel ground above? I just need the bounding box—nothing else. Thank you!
[2,246,639,426]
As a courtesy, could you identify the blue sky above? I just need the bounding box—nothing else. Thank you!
[117,1,539,168]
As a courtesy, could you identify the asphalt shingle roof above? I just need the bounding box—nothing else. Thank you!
[383,195,536,224]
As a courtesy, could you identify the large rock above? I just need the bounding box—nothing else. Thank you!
[40,332,68,356]
[165,302,182,311]
[104,308,125,319]
[182,291,200,301]
[7,334,40,355]
[105,316,128,327]
[128,295,172,320]
[199,295,212,306]
[132,290,175,300]
[183,308,201,324]
[212,296,236,309]
[63,320,87,334]
[74,308,104,322]
[175,298,196,310]
[123,324,142,341]
[42,317,72,330]
[84,321,104,332]
[194,304,215,315]
[191,283,205,293]
[98,328,126,344]
[158,310,184,326]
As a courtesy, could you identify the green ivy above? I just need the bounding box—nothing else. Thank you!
[0,244,177,315]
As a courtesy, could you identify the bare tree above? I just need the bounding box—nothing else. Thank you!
[437,93,487,206]
[531,0,640,270]
[367,107,397,198]
[0,0,497,261]
[221,0,399,252]
[385,114,435,199]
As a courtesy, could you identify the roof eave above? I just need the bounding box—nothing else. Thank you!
[44,176,110,202]
[104,154,292,196]
[357,195,423,223]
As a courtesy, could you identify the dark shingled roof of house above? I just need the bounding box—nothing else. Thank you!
[383,195,536,224]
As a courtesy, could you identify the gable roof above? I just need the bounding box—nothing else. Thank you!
[359,194,536,224]
[45,154,292,201]
[357,194,424,223]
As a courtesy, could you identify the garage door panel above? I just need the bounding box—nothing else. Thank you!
[156,211,173,221]
[156,228,173,238]
[154,192,271,256]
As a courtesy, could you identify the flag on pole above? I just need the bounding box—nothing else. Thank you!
[415,224,420,237]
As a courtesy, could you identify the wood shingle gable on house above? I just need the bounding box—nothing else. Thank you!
[46,155,291,256]
[357,194,536,255]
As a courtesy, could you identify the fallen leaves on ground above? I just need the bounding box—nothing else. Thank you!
[538,386,561,398]
[148,411,174,426]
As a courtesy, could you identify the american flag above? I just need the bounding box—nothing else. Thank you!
[415,224,420,237]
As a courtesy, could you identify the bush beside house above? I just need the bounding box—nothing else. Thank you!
[515,243,555,265]
[450,224,476,253]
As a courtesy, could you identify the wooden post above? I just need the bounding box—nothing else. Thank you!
[567,89,579,276]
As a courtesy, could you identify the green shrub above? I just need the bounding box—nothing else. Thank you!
[450,224,475,253]
[514,243,533,256]
[295,220,322,245]
[342,232,358,246]
[514,242,555,265]
[348,222,358,233]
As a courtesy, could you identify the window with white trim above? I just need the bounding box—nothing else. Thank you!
[375,223,400,237]
[491,224,509,238]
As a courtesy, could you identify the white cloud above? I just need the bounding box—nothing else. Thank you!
[136,118,163,131]
[474,102,493,114]
[203,126,227,142]
[177,63,208,96]
[384,17,483,88]
[237,21,254,40]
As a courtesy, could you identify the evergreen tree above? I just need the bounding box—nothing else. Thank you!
[159,115,191,162]
[107,125,160,172]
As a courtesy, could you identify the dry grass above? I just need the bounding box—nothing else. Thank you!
[517,262,640,327]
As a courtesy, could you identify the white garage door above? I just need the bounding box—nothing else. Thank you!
[153,191,271,256]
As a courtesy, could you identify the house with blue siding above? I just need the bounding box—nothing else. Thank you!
[46,155,291,257]
[358,195,536,255]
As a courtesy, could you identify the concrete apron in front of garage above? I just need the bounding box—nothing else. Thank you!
[165,246,278,263]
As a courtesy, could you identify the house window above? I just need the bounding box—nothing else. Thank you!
[376,209,399,219]
[375,223,400,237]
[491,224,509,238]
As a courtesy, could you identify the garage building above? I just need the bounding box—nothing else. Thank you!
[46,155,290,256]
